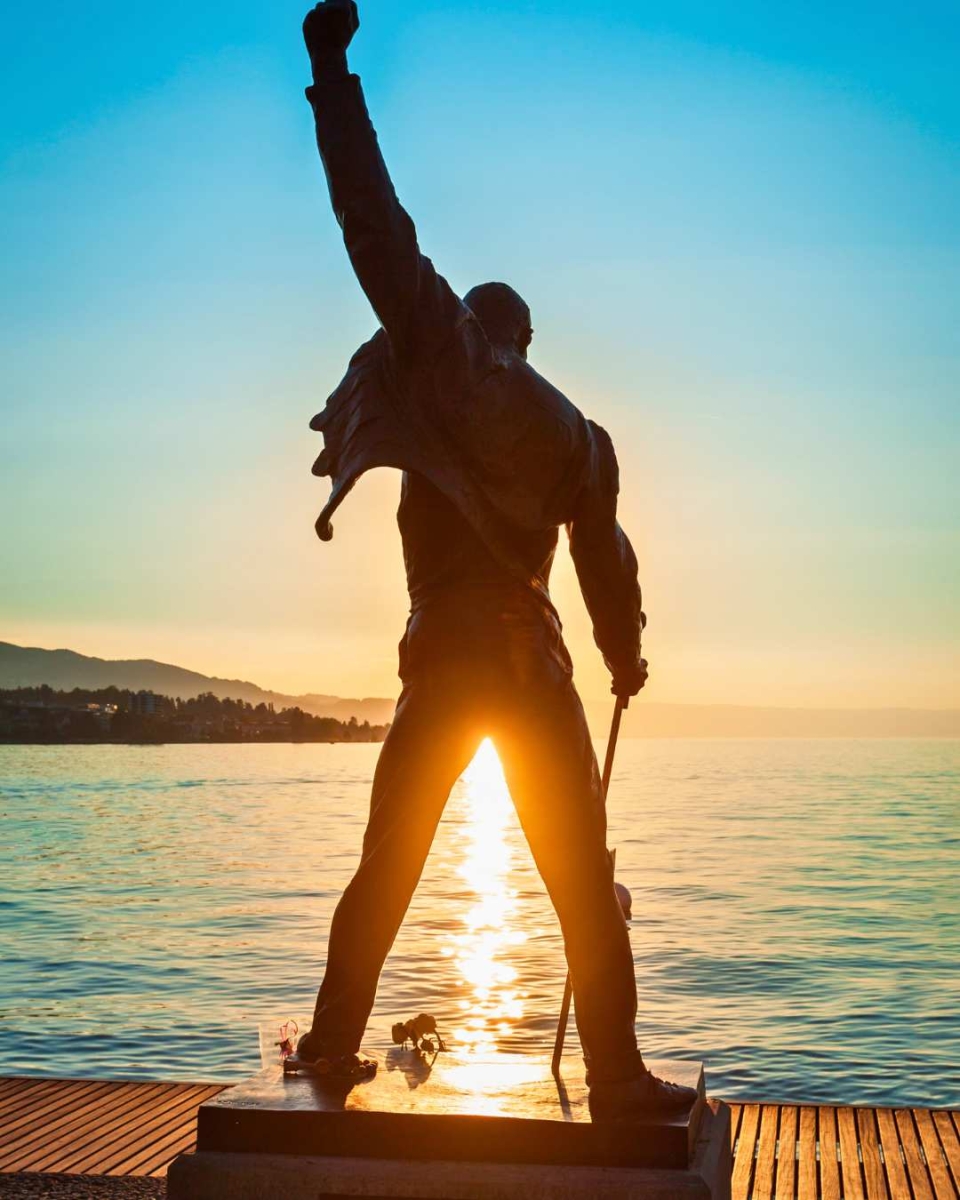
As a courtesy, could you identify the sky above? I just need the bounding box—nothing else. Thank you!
[2,0,958,709]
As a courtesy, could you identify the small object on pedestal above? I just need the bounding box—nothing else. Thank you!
[391,1013,447,1054]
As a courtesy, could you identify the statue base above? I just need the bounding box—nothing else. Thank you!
[168,1054,730,1200]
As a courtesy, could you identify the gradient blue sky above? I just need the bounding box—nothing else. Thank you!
[2,0,958,706]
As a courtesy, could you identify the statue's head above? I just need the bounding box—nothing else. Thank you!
[463,282,533,359]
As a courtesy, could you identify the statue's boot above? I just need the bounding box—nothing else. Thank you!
[283,1029,377,1080]
[587,1066,698,1123]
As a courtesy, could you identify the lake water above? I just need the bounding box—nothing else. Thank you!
[1,739,957,1106]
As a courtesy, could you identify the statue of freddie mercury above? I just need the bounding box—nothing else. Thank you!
[294,0,697,1122]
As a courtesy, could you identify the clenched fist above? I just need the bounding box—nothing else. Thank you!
[611,658,648,700]
[303,0,359,74]
[611,611,648,700]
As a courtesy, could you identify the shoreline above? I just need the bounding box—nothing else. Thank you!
[3,734,960,745]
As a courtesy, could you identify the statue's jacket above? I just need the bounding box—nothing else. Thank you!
[306,72,643,680]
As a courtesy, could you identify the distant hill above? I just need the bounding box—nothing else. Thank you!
[0,642,396,725]
[3,640,958,737]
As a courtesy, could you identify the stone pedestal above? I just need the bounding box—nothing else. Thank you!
[168,1054,730,1200]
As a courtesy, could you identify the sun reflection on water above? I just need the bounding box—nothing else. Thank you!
[442,738,528,1058]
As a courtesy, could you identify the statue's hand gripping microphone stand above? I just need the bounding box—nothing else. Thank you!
[550,690,631,1077]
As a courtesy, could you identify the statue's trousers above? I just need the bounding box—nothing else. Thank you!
[309,649,642,1084]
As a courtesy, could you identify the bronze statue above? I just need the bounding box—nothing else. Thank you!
[294,0,697,1121]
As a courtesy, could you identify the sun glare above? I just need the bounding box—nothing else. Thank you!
[443,738,528,1057]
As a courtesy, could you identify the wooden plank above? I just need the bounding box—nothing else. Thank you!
[877,1108,911,1200]
[0,1076,61,1095]
[116,1095,227,1177]
[798,1106,818,1200]
[75,1084,224,1176]
[729,1103,743,1150]
[753,1105,779,1200]
[2,1083,180,1172]
[776,1106,798,1200]
[0,1078,54,1106]
[62,1089,199,1171]
[0,1083,143,1168]
[0,1077,72,1117]
[0,1080,119,1148]
[41,1083,213,1175]
[68,1084,224,1175]
[856,1107,889,1200]
[17,1082,190,1174]
[896,1109,935,1200]
[0,1084,170,1156]
[838,1106,866,1200]
[818,1106,841,1200]
[732,1102,760,1200]
[932,1111,960,1193]
[0,1078,95,1127]
[914,1109,957,1200]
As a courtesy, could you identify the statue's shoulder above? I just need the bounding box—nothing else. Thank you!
[499,367,623,502]
[505,358,588,436]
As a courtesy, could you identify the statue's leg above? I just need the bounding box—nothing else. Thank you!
[493,672,643,1085]
[305,677,480,1058]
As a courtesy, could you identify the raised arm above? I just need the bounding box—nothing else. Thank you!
[302,0,464,356]
[567,424,648,700]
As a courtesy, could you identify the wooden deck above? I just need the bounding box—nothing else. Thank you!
[0,1078,957,1197]
[0,1077,227,1179]
[729,1103,960,1200]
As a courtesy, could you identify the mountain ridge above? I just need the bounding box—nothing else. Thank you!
[0,641,395,724]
